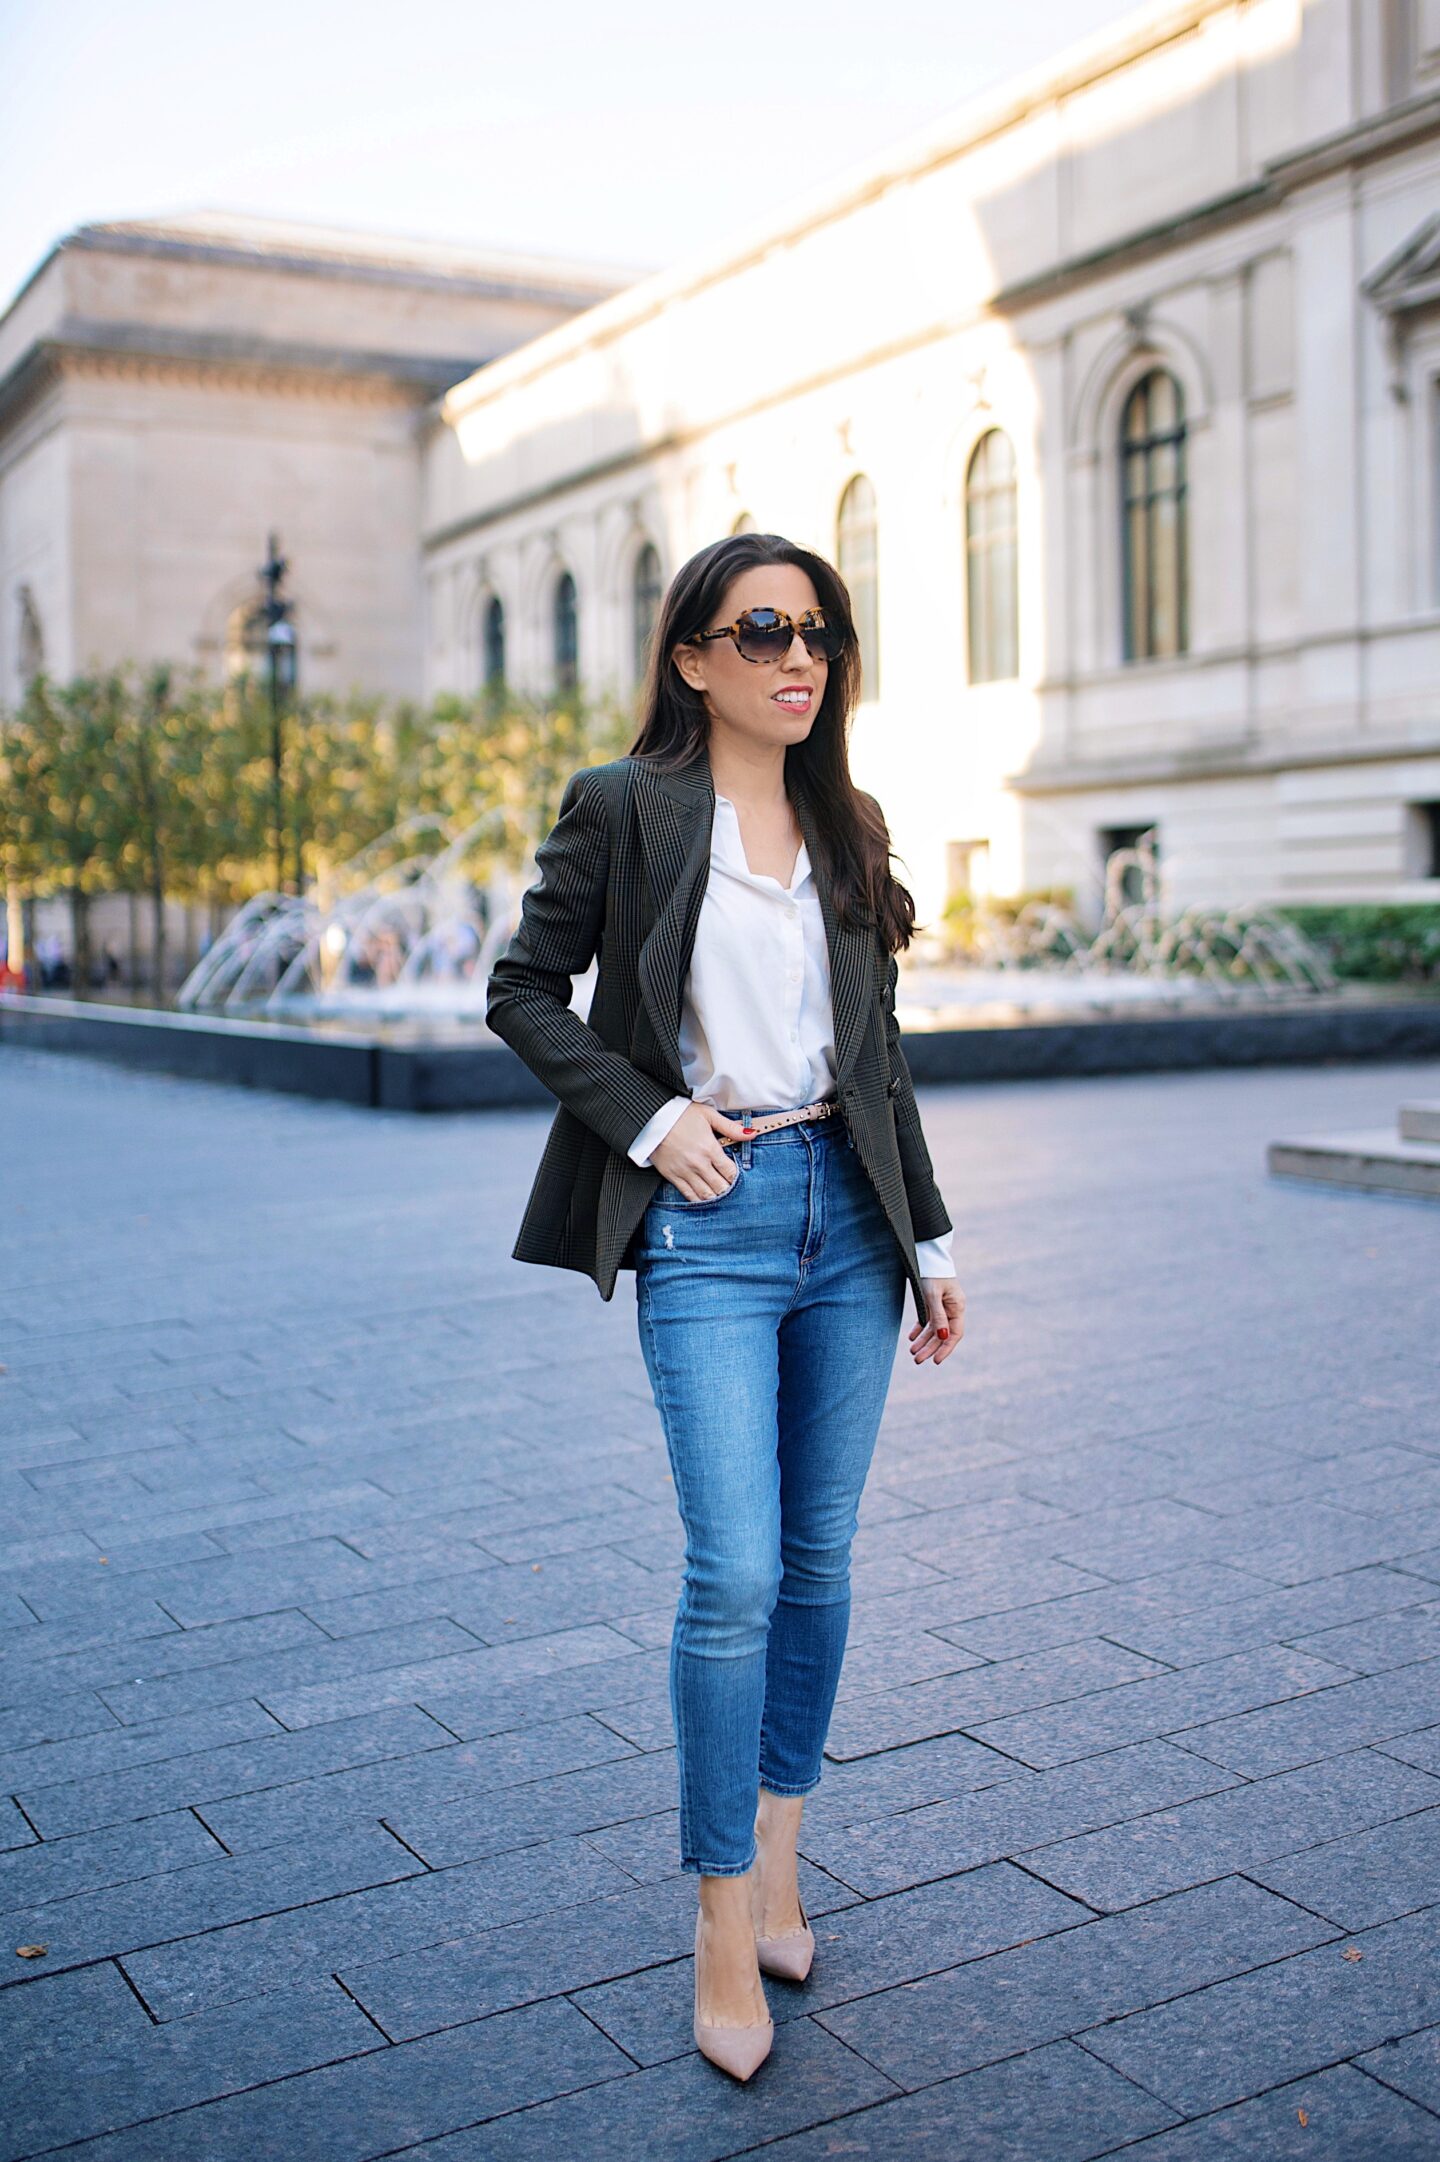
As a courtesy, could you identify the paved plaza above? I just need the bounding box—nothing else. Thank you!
[0,1043,1438,2159]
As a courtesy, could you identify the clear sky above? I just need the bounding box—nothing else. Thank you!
[1,0,1146,310]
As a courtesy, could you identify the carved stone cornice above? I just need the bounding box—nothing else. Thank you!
[0,318,485,434]
[988,92,1440,321]
[1008,731,1440,795]
[54,346,422,407]
[63,221,627,314]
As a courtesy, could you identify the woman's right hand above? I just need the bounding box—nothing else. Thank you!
[650,1103,752,1201]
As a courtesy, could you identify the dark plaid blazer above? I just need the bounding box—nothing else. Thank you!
[485,747,953,1325]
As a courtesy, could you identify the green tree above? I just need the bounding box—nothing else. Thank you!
[0,664,642,999]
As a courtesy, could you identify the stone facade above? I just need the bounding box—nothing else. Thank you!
[0,210,644,703]
[424,0,1440,924]
[0,213,646,986]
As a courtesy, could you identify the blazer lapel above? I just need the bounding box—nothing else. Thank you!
[632,750,876,1098]
[634,754,714,1090]
[790,767,876,1097]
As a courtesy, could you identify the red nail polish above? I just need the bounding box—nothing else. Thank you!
[938,1328,948,1339]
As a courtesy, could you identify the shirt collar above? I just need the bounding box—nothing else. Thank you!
[713,793,812,895]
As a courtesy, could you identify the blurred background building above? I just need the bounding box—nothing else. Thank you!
[3,0,1439,951]
[428,0,1440,926]
[0,211,643,700]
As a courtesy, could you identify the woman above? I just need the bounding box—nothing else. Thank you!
[486,532,964,2082]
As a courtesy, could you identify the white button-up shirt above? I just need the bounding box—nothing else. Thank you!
[626,793,955,1278]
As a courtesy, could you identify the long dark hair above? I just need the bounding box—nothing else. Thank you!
[626,532,918,955]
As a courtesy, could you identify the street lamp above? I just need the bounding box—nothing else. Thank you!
[257,534,297,894]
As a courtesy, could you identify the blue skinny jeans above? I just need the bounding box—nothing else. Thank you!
[633,1107,907,1877]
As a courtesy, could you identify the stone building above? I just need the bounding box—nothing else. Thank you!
[425,0,1440,926]
[0,210,645,704]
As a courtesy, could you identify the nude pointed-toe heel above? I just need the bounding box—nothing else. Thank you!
[692,1911,774,2082]
[754,1893,815,1983]
[693,2008,775,2081]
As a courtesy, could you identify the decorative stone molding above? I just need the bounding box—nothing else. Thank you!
[1363,210,1440,401]
[54,345,421,409]
[61,215,632,313]
[1069,311,1213,454]
[1122,300,1153,349]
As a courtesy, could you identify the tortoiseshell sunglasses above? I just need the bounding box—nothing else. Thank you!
[688,605,844,665]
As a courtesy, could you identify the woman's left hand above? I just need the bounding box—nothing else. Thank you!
[909,1278,965,1367]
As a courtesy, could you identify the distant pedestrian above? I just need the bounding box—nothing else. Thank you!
[487,533,964,2082]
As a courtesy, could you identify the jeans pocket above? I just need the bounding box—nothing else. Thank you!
[653,1150,745,1210]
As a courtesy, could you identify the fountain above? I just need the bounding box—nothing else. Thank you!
[905,830,1338,1024]
[179,820,1337,1032]
[176,809,546,1023]
[13,811,1431,1111]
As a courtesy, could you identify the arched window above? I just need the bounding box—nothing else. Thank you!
[1121,369,1188,661]
[836,475,879,701]
[482,594,506,694]
[965,429,1019,683]
[16,587,44,689]
[553,570,578,694]
[732,511,756,535]
[632,542,662,683]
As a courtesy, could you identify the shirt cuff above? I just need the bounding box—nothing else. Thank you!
[916,1229,956,1279]
[627,1095,693,1167]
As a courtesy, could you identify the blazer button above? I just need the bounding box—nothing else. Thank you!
[887,1073,901,1096]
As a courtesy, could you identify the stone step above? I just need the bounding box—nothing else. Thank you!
[1268,1127,1440,1200]
[1399,1100,1440,1143]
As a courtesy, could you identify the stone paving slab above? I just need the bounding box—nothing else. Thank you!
[1247,1803,1440,1931]
[1,1995,626,2162]
[0,1799,34,1854]
[193,1711,640,1852]
[0,1606,329,1707]
[424,2017,908,2162]
[962,1642,1358,1768]
[1019,1747,1440,1911]
[815,1875,1336,2090]
[1379,1721,1440,1776]
[1083,1901,1440,2119]
[700,2037,1175,2162]
[1356,2024,1440,2117]
[567,1862,1088,2066]
[0,1806,222,1911]
[14,1703,448,1840]
[0,1699,284,1800]
[0,1694,118,1755]
[821,1632,1171,1759]
[122,1844,655,2026]
[1096,2062,1440,2160]
[2,1819,422,1984]
[1174,1656,1440,1777]
[800,1740,1241,1896]
[1,1045,1437,2157]
[0,1973,379,2160]
[1048,1561,1433,1669]
[382,1748,680,1870]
